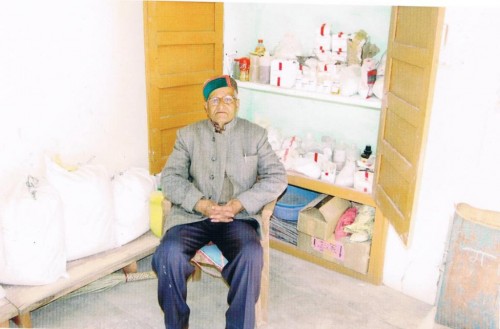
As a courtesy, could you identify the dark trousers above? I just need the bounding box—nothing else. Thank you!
[151,219,263,329]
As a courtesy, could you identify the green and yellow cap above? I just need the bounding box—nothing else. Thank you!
[202,75,238,101]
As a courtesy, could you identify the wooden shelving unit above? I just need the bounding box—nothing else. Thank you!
[286,171,375,206]
[239,80,387,285]
[270,172,388,285]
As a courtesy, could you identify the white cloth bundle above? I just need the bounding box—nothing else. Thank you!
[112,168,156,246]
[335,159,356,187]
[0,176,67,285]
[292,157,322,179]
[344,204,375,242]
[339,64,361,96]
[273,32,303,60]
[45,157,117,261]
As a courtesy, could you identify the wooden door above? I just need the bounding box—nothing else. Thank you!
[374,7,445,246]
[144,2,224,174]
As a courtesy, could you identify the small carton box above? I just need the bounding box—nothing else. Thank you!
[297,194,351,240]
[270,59,300,88]
[342,237,371,274]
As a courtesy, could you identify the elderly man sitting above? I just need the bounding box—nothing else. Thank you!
[152,75,287,329]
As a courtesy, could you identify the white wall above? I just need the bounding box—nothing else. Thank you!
[0,0,148,197]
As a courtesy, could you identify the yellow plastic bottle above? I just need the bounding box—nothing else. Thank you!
[149,190,165,238]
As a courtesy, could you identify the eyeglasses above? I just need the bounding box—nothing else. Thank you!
[207,95,238,107]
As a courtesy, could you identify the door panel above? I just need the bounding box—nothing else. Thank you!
[374,7,445,245]
[144,2,223,174]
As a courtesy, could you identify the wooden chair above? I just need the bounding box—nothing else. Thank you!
[162,199,276,328]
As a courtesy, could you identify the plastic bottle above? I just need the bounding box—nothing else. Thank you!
[258,51,271,84]
[333,141,346,171]
[232,58,240,80]
[149,190,164,238]
[346,143,361,162]
[249,54,260,82]
[254,39,266,56]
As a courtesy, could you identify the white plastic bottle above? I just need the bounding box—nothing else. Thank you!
[258,51,271,84]
[333,141,346,171]
[249,54,260,82]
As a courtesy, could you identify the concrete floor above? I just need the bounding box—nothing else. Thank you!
[21,249,451,329]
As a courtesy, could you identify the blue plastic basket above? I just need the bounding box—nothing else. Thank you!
[273,185,320,221]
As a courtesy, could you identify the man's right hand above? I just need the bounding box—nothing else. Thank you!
[195,199,235,223]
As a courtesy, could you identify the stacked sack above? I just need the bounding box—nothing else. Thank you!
[0,176,66,285]
[0,156,156,286]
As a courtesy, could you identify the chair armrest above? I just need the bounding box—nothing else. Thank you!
[259,199,276,244]
[261,200,276,222]
[162,199,172,217]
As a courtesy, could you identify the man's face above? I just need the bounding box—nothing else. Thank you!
[204,86,239,128]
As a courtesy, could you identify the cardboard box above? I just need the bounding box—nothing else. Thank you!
[342,237,371,274]
[296,194,372,274]
[297,233,371,274]
[297,195,351,240]
[297,232,343,263]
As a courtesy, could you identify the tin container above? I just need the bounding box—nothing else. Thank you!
[239,57,250,81]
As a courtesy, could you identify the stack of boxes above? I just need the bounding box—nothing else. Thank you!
[270,59,300,88]
[296,194,372,274]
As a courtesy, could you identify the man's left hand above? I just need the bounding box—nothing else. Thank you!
[209,199,243,223]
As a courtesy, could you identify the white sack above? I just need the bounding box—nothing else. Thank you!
[0,177,66,285]
[340,64,361,96]
[45,157,116,261]
[112,168,156,246]
[273,32,303,59]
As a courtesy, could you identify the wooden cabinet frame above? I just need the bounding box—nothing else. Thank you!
[144,4,445,284]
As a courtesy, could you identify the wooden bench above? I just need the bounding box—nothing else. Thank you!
[0,299,17,328]
[1,231,160,328]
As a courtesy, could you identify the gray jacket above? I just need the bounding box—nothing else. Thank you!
[161,117,287,235]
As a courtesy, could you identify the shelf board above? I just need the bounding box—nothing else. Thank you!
[287,171,375,206]
[238,81,382,109]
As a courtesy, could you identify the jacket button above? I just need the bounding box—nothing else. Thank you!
[209,174,214,180]
[212,137,215,142]
[211,156,216,161]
